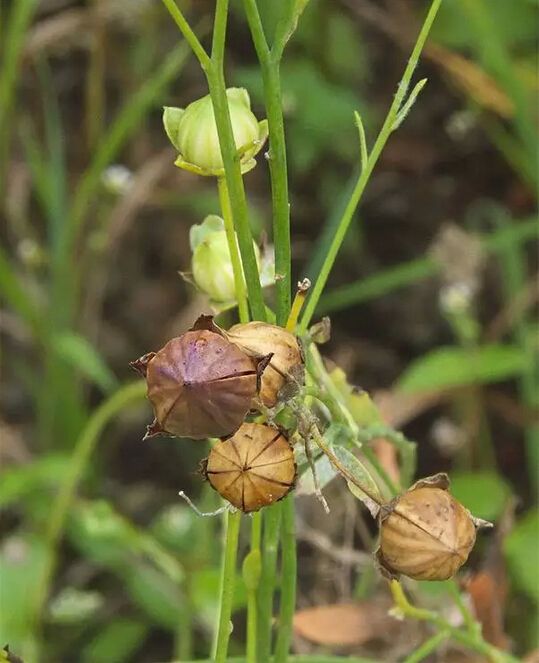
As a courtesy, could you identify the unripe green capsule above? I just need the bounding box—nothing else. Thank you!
[163,88,268,177]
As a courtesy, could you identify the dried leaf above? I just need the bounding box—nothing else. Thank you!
[293,601,394,646]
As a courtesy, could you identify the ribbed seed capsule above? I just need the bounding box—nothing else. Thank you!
[376,474,488,581]
[203,423,296,512]
[226,322,304,407]
[130,324,268,440]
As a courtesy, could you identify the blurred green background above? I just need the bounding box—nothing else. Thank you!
[0,0,537,661]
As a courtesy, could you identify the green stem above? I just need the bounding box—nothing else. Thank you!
[242,0,291,325]
[299,0,443,332]
[31,381,147,649]
[214,510,242,663]
[206,0,266,321]
[217,177,249,323]
[391,580,520,663]
[246,511,262,661]
[402,631,449,663]
[257,503,282,661]
[160,0,210,69]
[246,588,258,663]
[274,496,297,663]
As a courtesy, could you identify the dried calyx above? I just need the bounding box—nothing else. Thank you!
[130,317,271,440]
[375,473,492,581]
[202,422,297,512]
[225,321,304,407]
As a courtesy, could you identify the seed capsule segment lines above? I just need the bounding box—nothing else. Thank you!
[204,423,297,513]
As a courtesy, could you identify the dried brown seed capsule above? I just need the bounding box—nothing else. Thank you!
[131,325,268,440]
[225,321,304,407]
[203,422,296,512]
[376,473,490,581]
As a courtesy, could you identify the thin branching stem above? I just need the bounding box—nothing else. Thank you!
[213,510,242,663]
[161,0,211,70]
[299,0,443,332]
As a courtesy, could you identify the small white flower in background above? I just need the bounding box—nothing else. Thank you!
[430,417,467,458]
[439,281,475,316]
[445,109,478,141]
[101,164,134,195]
[17,238,44,268]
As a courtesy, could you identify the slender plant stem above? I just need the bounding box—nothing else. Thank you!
[391,580,520,663]
[242,0,291,325]
[273,496,297,663]
[246,586,258,663]
[161,0,210,69]
[245,511,262,661]
[214,510,242,663]
[161,0,266,320]
[217,177,249,322]
[402,630,449,663]
[31,381,147,649]
[257,503,282,662]
[251,511,262,549]
[299,0,443,332]
[206,0,266,321]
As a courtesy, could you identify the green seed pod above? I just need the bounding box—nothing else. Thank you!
[190,215,260,303]
[163,88,268,177]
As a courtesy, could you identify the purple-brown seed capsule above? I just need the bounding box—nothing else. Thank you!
[131,322,269,440]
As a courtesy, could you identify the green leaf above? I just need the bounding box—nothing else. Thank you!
[397,344,526,393]
[329,366,382,426]
[332,446,382,517]
[450,471,511,521]
[0,535,50,648]
[82,618,148,663]
[48,587,103,625]
[123,563,183,630]
[0,454,70,509]
[504,508,539,604]
[52,332,117,392]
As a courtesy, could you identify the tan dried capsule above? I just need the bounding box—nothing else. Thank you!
[376,473,490,581]
[226,321,303,407]
[203,422,296,512]
[130,322,269,440]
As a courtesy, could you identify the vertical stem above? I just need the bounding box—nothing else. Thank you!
[246,511,262,661]
[217,177,249,323]
[262,61,291,326]
[246,587,258,663]
[273,496,296,662]
[213,510,242,663]
[242,0,291,326]
[257,503,282,661]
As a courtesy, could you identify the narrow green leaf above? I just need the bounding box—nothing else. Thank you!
[398,344,526,393]
[504,508,539,604]
[450,471,511,521]
[52,332,117,392]
[332,445,382,516]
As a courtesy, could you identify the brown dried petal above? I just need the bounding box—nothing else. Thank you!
[143,329,259,439]
[204,422,296,512]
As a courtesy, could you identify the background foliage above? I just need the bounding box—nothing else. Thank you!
[0,0,537,661]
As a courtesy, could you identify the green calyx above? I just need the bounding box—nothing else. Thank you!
[163,88,268,177]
